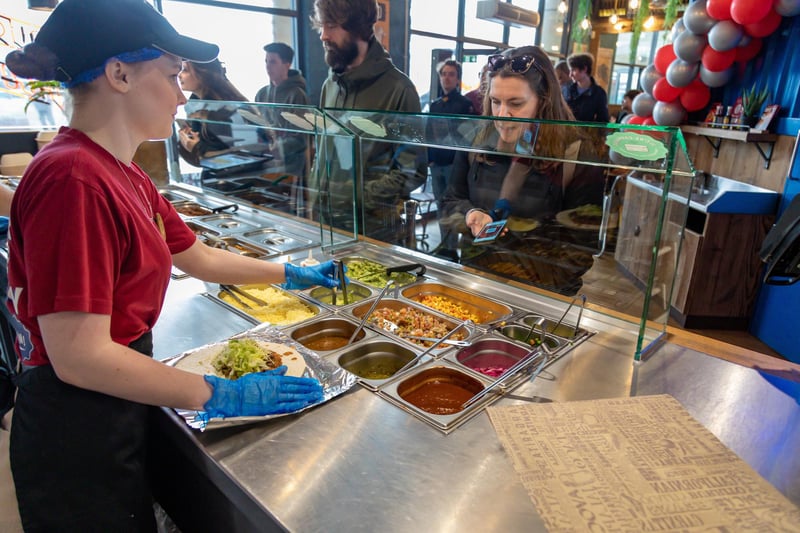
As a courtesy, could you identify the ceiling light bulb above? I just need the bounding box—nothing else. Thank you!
[556,26,563,33]
[644,15,655,29]
[629,0,640,10]
[580,17,591,30]
[557,0,568,14]
[614,21,625,31]
[610,13,618,24]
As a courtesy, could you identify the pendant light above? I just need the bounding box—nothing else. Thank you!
[28,0,58,10]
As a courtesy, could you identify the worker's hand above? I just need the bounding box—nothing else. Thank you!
[202,369,323,419]
[466,209,494,237]
[283,260,339,290]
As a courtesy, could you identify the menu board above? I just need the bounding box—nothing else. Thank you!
[487,395,800,532]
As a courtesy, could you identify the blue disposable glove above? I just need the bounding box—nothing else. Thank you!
[202,366,324,419]
[490,198,511,221]
[283,260,339,290]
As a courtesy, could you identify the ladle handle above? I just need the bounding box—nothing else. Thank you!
[461,348,547,410]
[347,279,395,345]
[393,320,473,376]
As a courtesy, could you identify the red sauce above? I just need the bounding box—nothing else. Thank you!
[400,379,479,415]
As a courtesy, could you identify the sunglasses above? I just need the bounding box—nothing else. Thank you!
[487,54,544,76]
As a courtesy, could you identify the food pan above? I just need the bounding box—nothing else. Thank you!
[184,220,220,237]
[172,200,214,217]
[307,282,373,308]
[349,298,467,351]
[377,360,495,433]
[240,228,312,253]
[520,314,584,340]
[401,283,513,326]
[213,284,320,326]
[196,214,260,233]
[340,256,418,288]
[202,236,269,258]
[160,190,193,203]
[335,340,419,391]
[231,177,276,189]
[497,325,563,350]
[448,338,549,385]
[287,317,371,353]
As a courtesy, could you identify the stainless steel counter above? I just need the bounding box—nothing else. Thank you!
[149,243,800,532]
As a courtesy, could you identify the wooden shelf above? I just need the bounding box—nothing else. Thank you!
[681,125,778,169]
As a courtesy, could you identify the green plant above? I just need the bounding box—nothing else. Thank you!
[570,0,592,47]
[629,0,650,64]
[742,84,769,117]
[23,80,64,114]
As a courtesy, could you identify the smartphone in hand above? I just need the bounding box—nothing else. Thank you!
[473,219,508,244]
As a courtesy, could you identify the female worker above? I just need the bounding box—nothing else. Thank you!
[440,45,604,293]
[4,0,336,529]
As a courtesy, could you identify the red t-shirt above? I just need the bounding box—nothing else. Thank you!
[7,127,196,366]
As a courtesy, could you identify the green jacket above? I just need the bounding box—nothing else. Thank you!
[316,38,426,243]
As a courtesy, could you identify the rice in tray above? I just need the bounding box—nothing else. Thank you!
[219,286,315,324]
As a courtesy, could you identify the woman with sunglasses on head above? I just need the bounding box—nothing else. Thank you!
[440,47,605,249]
[4,1,337,529]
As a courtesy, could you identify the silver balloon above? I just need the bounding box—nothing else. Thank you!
[640,64,663,96]
[776,0,800,17]
[653,100,686,126]
[674,30,707,62]
[708,20,744,52]
[699,64,734,87]
[666,59,699,88]
[671,18,687,42]
[683,0,717,35]
[632,92,657,118]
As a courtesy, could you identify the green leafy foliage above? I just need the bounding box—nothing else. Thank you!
[630,0,650,64]
[742,84,769,117]
[23,80,63,114]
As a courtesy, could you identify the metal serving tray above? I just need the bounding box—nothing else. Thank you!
[240,228,312,253]
[331,339,421,391]
[376,360,496,434]
[285,316,374,354]
[305,282,374,309]
[349,298,469,353]
[208,284,322,327]
[401,282,514,326]
[196,213,260,233]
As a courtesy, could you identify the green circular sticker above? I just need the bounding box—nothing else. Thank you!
[606,131,668,161]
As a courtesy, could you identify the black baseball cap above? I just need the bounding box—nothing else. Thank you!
[8,0,218,82]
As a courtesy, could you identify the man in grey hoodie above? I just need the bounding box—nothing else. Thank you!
[255,42,309,183]
[311,0,427,244]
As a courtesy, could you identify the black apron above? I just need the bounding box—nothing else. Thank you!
[10,333,157,533]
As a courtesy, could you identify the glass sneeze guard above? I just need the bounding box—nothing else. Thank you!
[322,108,696,359]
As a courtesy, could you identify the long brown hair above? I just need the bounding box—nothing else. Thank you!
[184,59,247,102]
[479,45,583,162]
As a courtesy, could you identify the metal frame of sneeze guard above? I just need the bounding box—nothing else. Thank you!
[319,109,696,361]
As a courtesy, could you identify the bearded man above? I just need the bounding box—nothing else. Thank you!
[311,0,426,244]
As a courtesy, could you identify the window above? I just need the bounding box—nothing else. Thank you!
[160,1,296,101]
[0,3,66,129]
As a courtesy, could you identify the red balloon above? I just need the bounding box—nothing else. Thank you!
[653,78,683,102]
[744,9,782,38]
[642,117,657,125]
[680,80,712,112]
[654,44,677,75]
[735,37,762,62]
[707,0,734,20]
[702,45,737,72]
[628,115,647,125]
[731,0,773,25]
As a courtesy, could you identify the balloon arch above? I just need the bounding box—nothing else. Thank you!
[628,0,800,126]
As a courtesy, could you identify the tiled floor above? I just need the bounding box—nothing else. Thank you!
[409,212,785,360]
